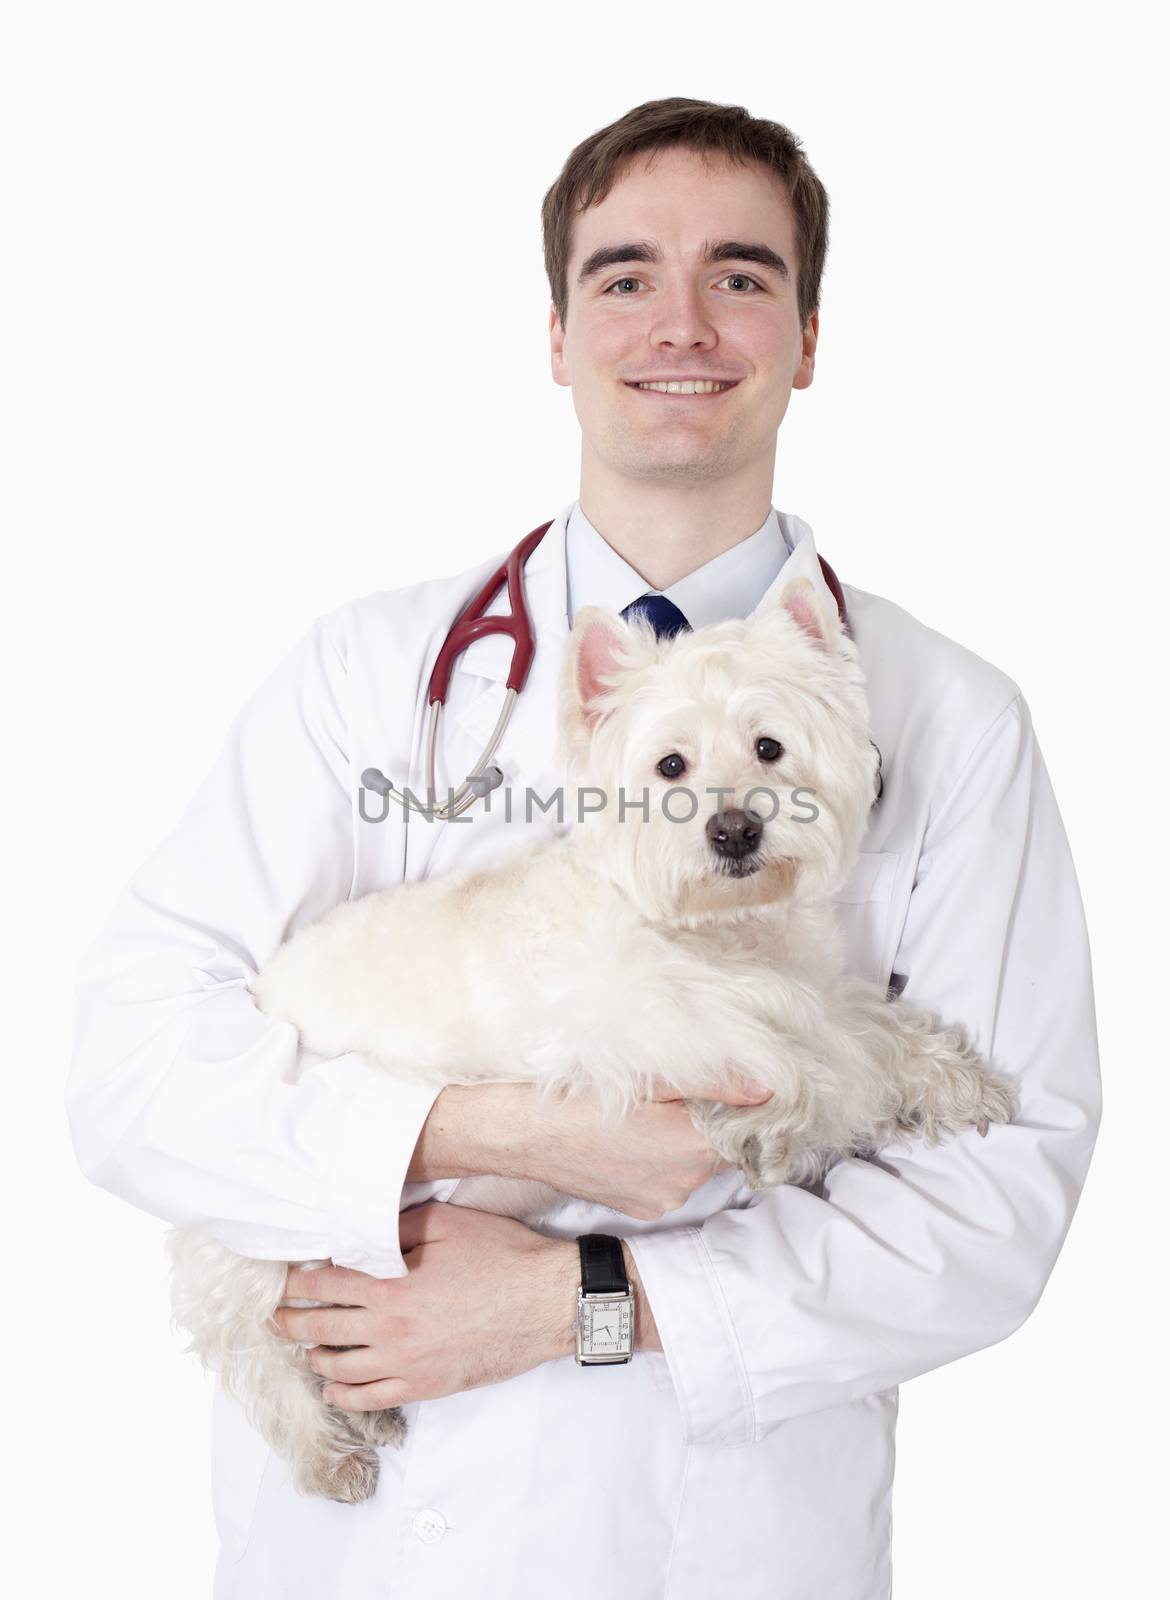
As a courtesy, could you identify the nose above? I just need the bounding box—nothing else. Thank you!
[651,279,718,352]
[706,807,763,860]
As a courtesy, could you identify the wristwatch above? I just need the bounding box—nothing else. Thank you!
[575,1234,635,1365]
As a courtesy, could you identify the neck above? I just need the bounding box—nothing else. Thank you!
[577,444,777,590]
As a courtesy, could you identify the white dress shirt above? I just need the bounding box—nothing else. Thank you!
[565,497,792,625]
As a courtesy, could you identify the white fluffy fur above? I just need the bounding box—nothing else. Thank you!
[168,575,1017,1503]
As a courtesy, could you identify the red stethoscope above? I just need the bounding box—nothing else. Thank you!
[365,519,863,822]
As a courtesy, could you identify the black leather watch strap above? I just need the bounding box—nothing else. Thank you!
[578,1233,629,1296]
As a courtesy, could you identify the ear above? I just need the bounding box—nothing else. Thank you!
[776,575,838,650]
[565,605,639,731]
[560,604,659,742]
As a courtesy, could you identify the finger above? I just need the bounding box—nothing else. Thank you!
[646,1071,772,1105]
[307,1346,387,1384]
[398,1199,450,1250]
[284,1264,371,1305]
[709,1068,773,1104]
[323,1377,411,1413]
[272,1306,370,1345]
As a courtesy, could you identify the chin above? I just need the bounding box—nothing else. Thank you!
[668,857,798,924]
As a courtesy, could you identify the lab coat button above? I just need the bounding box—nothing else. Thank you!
[413,1507,447,1543]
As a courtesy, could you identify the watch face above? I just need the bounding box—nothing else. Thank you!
[580,1296,633,1354]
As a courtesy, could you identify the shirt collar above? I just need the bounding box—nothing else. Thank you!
[564,499,793,628]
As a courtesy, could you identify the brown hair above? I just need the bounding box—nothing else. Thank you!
[541,97,830,333]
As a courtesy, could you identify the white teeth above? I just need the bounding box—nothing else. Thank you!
[635,380,731,394]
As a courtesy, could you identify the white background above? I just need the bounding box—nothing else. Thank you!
[3,1,1164,1594]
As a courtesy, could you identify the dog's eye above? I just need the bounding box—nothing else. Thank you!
[756,737,784,763]
[657,753,686,780]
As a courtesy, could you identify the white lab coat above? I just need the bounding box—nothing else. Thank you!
[67,501,1101,1600]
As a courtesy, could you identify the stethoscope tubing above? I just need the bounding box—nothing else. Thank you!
[424,687,517,819]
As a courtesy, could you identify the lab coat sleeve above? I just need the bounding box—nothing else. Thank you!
[625,692,1101,1449]
[66,613,444,1278]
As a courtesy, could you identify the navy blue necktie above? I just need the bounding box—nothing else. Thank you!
[621,592,691,639]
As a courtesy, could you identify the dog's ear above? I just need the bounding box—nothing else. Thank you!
[562,605,646,733]
[775,576,839,650]
[572,607,636,730]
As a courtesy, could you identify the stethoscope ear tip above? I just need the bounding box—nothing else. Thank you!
[468,765,505,798]
[361,767,393,797]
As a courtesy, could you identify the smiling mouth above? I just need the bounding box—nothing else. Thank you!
[624,380,739,398]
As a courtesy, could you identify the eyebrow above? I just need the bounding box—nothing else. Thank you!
[575,237,790,288]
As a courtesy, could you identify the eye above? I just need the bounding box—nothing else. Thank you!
[604,276,645,296]
[756,736,784,763]
[715,272,764,293]
[657,753,686,780]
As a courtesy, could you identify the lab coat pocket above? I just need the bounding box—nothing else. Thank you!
[211,1380,272,1565]
[832,850,902,987]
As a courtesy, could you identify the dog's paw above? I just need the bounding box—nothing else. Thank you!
[739,1131,804,1190]
[345,1406,408,1450]
[686,1098,825,1192]
[294,1446,380,1504]
[907,1063,1019,1143]
[972,1071,1018,1136]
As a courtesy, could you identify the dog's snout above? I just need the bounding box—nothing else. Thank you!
[706,807,763,860]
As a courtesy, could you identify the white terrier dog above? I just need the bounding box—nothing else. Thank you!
[168,575,1017,1503]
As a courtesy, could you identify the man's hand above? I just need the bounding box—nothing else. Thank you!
[513,1090,751,1221]
[410,1074,773,1221]
[496,1072,773,1220]
[271,1201,580,1413]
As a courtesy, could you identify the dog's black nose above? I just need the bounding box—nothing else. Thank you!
[706,807,763,860]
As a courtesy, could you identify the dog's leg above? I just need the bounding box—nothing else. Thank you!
[683,987,1018,1192]
[167,1229,396,1503]
[257,1347,387,1504]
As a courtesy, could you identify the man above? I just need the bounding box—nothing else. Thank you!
[67,98,1100,1598]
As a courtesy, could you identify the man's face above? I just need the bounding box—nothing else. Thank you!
[550,146,818,485]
